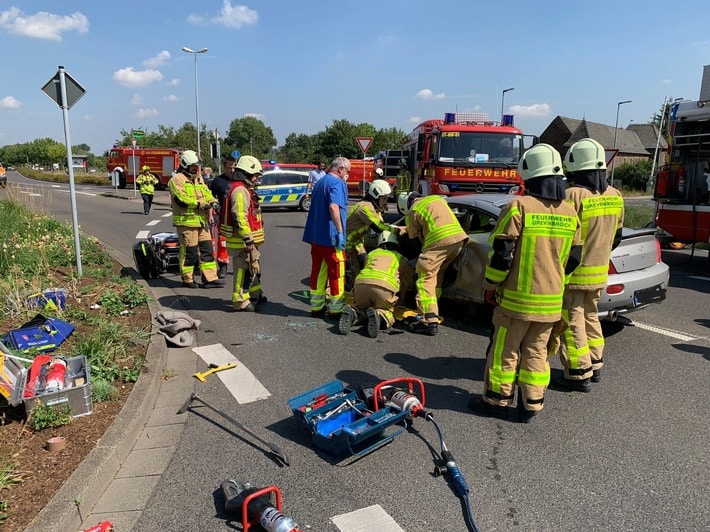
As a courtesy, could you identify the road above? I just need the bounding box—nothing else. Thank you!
[4,174,709,531]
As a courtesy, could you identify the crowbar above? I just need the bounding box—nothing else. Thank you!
[193,362,237,382]
[177,392,290,466]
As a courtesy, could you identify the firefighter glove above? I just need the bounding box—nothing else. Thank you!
[485,289,498,307]
[210,202,221,213]
[335,232,346,250]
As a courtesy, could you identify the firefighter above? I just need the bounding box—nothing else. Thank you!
[339,230,414,338]
[468,144,582,423]
[554,138,624,392]
[373,167,386,180]
[136,165,159,215]
[397,192,468,335]
[168,150,223,289]
[220,155,266,312]
[210,156,238,279]
[396,159,412,194]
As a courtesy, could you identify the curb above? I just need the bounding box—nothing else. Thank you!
[24,247,170,532]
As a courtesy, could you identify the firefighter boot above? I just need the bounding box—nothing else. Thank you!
[467,395,509,420]
[515,389,537,423]
[591,369,602,383]
[366,307,379,338]
[552,375,591,393]
[410,319,438,336]
[338,305,358,335]
[217,262,229,279]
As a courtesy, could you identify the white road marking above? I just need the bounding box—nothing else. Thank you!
[627,320,700,342]
[146,219,161,226]
[331,505,405,532]
[136,231,150,239]
[162,212,172,218]
[192,344,271,404]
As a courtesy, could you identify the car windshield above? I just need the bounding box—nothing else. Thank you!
[437,132,521,166]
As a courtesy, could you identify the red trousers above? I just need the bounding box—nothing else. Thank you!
[309,244,345,314]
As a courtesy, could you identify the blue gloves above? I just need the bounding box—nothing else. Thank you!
[335,232,346,250]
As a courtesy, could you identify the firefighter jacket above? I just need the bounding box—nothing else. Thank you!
[136,173,159,195]
[406,195,467,251]
[484,195,581,322]
[168,171,215,228]
[345,200,396,251]
[565,186,624,290]
[220,180,264,249]
[355,248,404,294]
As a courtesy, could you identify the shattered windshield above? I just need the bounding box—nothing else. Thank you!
[438,132,521,165]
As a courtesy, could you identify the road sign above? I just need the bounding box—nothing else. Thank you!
[232,150,241,159]
[132,130,145,139]
[41,68,86,110]
[356,137,373,154]
[605,149,618,166]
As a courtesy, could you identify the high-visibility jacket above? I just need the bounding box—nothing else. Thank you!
[406,195,467,251]
[355,248,404,293]
[485,195,581,322]
[136,173,159,195]
[345,200,396,251]
[220,180,264,249]
[565,186,624,290]
[168,171,214,228]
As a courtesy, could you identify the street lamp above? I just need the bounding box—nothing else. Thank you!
[182,46,208,158]
[501,87,515,122]
[610,99,631,188]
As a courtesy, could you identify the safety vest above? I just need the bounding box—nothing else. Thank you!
[168,171,213,228]
[136,173,158,195]
[565,186,624,289]
[408,195,467,250]
[220,180,265,248]
[485,196,580,322]
[355,248,402,293]
[345,200,392,251]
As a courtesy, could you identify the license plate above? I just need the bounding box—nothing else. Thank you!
[633,284,666,306]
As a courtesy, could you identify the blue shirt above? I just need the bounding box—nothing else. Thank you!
[308,169,326,185]
[303,173,348,247]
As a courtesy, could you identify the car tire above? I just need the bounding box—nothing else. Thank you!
[299,195,311,212]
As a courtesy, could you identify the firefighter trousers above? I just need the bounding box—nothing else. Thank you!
[483,308,553,413]
[228,247,262,310]
[309,244,345,315]
[559,288,603,378]
[415,241,463,324]
[352,283,397,329]
[177,225,218,284]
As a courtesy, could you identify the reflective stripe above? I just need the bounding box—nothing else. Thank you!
[488,324,517,394]
[518,368,550,387]
[413,196,464,248]
[258,184,307,204]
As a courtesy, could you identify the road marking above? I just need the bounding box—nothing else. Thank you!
[162,212,171,218]
[331,505,405,532]
[136,230,150,239]
[192,344,271,404]
[626,320,699,342]
[146,219,161,226]
[689,275,710,282]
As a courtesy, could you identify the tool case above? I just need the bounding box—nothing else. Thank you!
[288,379,408,459]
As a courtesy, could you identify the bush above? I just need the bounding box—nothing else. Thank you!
[614,159,653,191]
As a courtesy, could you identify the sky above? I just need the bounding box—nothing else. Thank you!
[1,1,709,155]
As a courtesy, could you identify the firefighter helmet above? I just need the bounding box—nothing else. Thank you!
[564,138,607,172]
[376,230,400,250]
[518,144,564,181]
[397,191,421,216]
[235,155,263,176]
[141,165,151,172]
[374,167,384,178]
[368,179,392,199]
[180,150,199,167]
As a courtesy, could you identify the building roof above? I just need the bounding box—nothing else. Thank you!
[627,123,668,152]
[564,118,648,155]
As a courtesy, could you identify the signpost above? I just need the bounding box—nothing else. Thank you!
[41,66,86,276]
[131,139,138,197]
[356,137,373,197]
[132,129,145,140]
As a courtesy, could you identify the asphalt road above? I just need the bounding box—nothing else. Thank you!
[4,174,709,531]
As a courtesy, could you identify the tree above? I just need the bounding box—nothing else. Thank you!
[615,159,653,191]
[650,97,678,140]
[72,143,91,154]
[225,117,277,159]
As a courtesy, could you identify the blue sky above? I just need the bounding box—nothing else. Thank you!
[1,1,709,155]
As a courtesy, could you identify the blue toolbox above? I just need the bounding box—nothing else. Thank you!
[288,379,408,459]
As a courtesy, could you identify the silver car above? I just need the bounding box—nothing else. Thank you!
[368,194,669,321]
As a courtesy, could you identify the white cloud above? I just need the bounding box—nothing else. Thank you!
[510,103,550,117]
[245,112,264,120]
[136,108,159,119]
[163,94,182,102]
[661,79,672,85]
[143,50,171,68]
[416,89,445,100]
[112,67,163,88]
[131,94,143,105]
[188,1,258,28]
[0,96,21,109]
[167,78,180,86]
[0,7,88,41]
[408,116,421,124]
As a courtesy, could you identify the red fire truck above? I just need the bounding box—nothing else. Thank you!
[107,146,182,189]
[403,112,528,196]
[653,97,710,245]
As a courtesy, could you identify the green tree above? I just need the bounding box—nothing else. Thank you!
[615,159,653,191]
[225,117,276,159]
[72,143,91,154]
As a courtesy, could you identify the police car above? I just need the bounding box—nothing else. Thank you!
[257,169,311,211]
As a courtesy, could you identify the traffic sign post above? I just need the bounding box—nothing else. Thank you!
[356,137,373,198]
[132,129,145,140]
[604,149,619,167]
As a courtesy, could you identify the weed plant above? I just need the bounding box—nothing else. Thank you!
[27,401,72,431]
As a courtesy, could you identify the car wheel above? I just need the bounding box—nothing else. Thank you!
[299,195,311,212]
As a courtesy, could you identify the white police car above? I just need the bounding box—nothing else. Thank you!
[257,170,311,211]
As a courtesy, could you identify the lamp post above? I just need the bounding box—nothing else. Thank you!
[182,46,208,158]
[501,87,515,122]
[610,99,631,187]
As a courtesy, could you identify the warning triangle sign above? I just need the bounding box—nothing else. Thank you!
[356,137,373,154]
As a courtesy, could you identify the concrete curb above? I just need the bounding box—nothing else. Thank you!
[25,247,170,532]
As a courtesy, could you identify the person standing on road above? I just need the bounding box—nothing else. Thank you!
[396,159,412,194]
[306,160,326,197]
[397,192,468,336]
[168,150,223,289]
[468,144,582,423]
[220,156,266,312]
[302,156,350,318]
[210,156,238,279]
[554,138,624,392]
[136,165,159,215]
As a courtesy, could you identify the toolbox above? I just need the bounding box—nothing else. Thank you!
[288,379,408,459]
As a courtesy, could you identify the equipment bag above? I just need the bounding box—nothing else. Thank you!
[133,240,159,279]
[1,314,75,354]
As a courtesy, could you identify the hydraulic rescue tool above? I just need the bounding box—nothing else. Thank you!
[178,392,290,466]
[221,481,302,532]
[371,377,481,532]
[193,362,237,382]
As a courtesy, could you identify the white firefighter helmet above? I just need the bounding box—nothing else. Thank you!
[235,155,263,176]
[376,230,399,249]
[564,138,607,173]
[374,167,384,178]
[368,179,392,199]
[180,150,199,167]
[518,144,564,181]
[397,191,421,216]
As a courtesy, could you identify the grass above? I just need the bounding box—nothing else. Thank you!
[623,205,655,229]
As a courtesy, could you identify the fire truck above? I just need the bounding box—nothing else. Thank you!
[107,146,182,189]
[403,112,529,196]
[652,76,710,245]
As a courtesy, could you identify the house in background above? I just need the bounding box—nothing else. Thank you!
[627,123,668,171]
